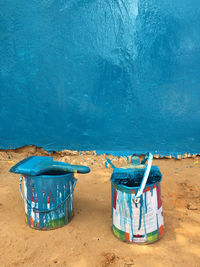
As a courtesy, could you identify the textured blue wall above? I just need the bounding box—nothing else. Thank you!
[0,0,200,154]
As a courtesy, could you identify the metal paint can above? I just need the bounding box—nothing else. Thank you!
[19,172,77,230]
[111,153,164,244]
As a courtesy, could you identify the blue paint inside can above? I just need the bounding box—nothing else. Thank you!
[111,166,162,187]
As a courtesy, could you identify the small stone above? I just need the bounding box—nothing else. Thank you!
[28,145,37,154]
[71,151,80,156]
[124,257,134,266]
[105,253,115,263]
[62,156,71,162]
[187,203,198,210]
[61,150,73,156]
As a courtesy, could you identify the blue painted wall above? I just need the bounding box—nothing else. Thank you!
[0,0,200,154]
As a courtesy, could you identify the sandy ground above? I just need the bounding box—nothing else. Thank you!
[0,146,200,267]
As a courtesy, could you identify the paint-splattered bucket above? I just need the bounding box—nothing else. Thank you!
[19,171,76,230]
[111,153,164,244]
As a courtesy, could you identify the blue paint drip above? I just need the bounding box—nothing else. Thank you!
[156,214,159,233]
[134,187,139,209]
[111,183,115,218]
[142,194,147,240]
[24,172,74,229]
[144,187,147,214]
[128,193,134,241]
[138,196,143,231]
[116,190,135,241]
[150,184,154,197]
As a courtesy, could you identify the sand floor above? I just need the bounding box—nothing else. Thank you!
[0,147,200,267]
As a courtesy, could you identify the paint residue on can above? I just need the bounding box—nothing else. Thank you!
[21,172,76,230]
[111,154,164,244]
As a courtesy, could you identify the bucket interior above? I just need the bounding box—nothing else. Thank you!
[111,166,162,187]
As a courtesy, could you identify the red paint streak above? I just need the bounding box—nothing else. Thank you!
[113,188,117,209]
[30,217,34,227]
[145,184,157,193]
[133,234,145,238]
[50,191,53,201]
[159,225,164,236]
[125,232,130,242]
[157,183,162,209]
[32,188,34,202]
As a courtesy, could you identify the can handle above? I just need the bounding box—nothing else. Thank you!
[133,153,153,203]
[19,175,77,213]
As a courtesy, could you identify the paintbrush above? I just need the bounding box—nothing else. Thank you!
[9,156,90,175]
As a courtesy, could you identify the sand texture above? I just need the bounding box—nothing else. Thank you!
[0,147,200,267]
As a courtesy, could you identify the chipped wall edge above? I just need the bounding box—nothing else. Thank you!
[0,145,199,160]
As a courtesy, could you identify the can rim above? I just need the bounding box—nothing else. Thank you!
[26,172,74,179]
[111,179,161,190]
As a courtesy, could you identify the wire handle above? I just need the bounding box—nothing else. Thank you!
[133,153,153,203]
[19,175,77,213]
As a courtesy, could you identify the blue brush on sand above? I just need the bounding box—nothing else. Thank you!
[9,156,90,175]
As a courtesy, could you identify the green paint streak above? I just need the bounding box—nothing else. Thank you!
[147,229,158,243]
[44,217,66,228]
[112,225,126,241]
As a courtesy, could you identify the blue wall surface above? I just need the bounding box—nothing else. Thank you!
[0,0,200,154]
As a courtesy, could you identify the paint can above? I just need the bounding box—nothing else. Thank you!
[19,171,77,230]
[111,153,164,244]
